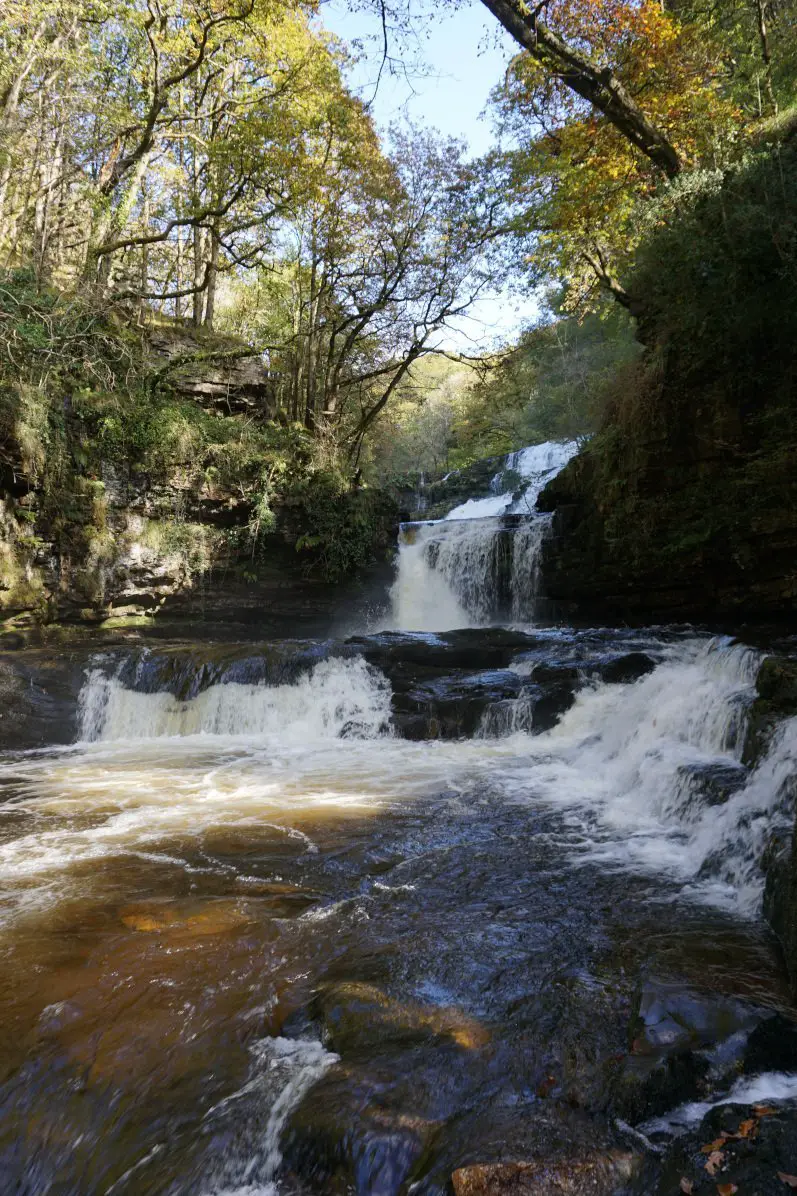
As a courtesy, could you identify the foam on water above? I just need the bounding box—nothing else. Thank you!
[1,635,794,924]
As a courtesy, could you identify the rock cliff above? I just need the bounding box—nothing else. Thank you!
[537,140,797,626]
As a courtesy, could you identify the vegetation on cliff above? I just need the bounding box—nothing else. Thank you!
[0,269,396,621]
[2,0,797,622]
[538,135,797,620]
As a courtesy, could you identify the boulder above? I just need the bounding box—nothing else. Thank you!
[452,1151,638,1195]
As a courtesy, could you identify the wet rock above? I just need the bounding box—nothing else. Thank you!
[118,899,252,937]
[742,1014,797,1075]
[599,651,657,684]
[284,1068,443,1196]
[531,682,578,731]
[348,628,542,674]
[611,984,753,1122]
[612,1051,712,1124]
[675,761,749,811]
[0,651,83,749]
[451,1150,638,1195]
[744,655,797,767]
[641,1100,797,1196]
[391,670,525,739]
[312,980,490,1053]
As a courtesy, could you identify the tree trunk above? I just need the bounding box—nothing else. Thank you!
[477,0,682,178]
[192,225,205,326]
[754,0,778,116]
[203,225,220,328]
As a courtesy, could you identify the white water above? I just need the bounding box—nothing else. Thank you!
[2,638,794,922]
[79,656,392,742]
[446,439,579,521]
[388,518,508,630]
[201,1037,338,1196]
[642,1070,797,1137]
[389,440,575,630]
[1,634,796,1191]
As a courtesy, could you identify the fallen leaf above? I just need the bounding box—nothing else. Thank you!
[753,1104,778,1117]
[680,1180,694,1194]
[705,1151,725,1176]
[716,1185,738,1196]
[702,1138,729,1153]
[778,1174,797,1189]
[737,1118,757,1138]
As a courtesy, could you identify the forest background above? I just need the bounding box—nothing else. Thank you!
[0,0,795,599]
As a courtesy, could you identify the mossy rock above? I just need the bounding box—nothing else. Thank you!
[743,655,797,767]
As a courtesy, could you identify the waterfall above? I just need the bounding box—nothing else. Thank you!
[388,439,576,629]
[446,439,579,521]
[3,633,792,922]
[78,657,393,742]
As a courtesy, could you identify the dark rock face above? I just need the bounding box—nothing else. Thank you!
[743,654,797,989]
[0,650,85,749]
[536,145,797,628]
[537,442,797,626]
[675,760,749,813]
[398,457,505,520]
[145,326,276,415]
[635,1100,797,1196]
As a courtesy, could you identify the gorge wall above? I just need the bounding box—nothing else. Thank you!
[537,138,797,626]
[0,309,396,632]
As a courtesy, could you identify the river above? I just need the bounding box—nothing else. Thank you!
[1,442,796,1195]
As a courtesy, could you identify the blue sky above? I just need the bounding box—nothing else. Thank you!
[321,0,514,155]
[319,0,540,346]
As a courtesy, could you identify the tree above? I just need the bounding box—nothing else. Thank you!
[218,125,504,455]
[0,0,352,315]
[488,0,742,307]
[478,0,682,178]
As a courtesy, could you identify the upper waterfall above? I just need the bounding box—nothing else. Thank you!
[445,440,579,521]
[388,440,578,632]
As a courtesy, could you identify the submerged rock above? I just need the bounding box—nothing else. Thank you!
[311,980,490,1053]
[451,1150,638,1195]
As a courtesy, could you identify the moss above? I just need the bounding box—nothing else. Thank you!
[0,275,397,621]
[744,657,797,767]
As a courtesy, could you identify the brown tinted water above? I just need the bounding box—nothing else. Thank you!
[0,632,794,1195]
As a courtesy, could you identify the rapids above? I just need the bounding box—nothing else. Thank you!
[0,440,796,1196]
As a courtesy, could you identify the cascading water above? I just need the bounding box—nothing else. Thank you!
[4,635,791,920]
[79,657,392,742]
[1,435,796,1195]
[389,439,577,630]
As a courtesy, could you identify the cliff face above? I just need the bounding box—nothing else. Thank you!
[537,141,797,626]
[538,424,797,625]
[0,314,396,631]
